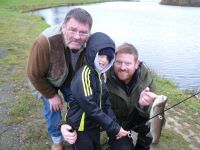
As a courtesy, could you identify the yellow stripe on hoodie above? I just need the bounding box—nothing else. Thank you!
[82,66,92,96]
[78,66,92,131]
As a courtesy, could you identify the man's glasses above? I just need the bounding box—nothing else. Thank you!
[67,29,89,38]
[115,60,132,67]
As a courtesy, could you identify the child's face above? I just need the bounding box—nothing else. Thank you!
[98,55,109,69]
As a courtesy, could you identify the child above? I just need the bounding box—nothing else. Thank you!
[61,32,128,150]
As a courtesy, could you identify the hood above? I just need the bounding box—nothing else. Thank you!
[83,32,115,70]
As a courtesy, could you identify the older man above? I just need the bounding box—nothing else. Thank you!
[27,8,92,150]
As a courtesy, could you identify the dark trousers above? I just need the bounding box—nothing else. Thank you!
[73,128,101,150]
[133,113,153,150]
[109,136,134,150]
[109,125,152,150]
[110,113,152,150]
[134,124,152,150]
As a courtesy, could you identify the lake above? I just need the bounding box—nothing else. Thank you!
[31,1,200,94]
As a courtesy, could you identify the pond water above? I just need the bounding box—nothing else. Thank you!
[32,1,200,93]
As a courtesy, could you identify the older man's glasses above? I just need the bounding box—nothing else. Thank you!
[67,29,89,38]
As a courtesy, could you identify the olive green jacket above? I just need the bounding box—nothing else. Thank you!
[106,62,156,127]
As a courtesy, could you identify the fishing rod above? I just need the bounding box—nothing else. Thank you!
[147,90,200,122]
[132,90,200,131]
[101,90,200,147]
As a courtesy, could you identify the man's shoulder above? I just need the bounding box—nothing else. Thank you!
[41,23,62,38]
[106,68,114,79]
[106,69,119,90]
[139,62,151,73]
[139,62,154,81]
[36,34,48,44]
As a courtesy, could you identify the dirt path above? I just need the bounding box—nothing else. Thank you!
[165,108,200,150]
[0,81,21,149]
[0,46,29,149]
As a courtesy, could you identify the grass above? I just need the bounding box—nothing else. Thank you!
[156,128,190,150]
[0,0,112,12]
[0,0,199,149]
[154,73,200,113]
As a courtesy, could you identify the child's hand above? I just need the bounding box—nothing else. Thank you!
[61,124,77,144]
[116,127,129,139]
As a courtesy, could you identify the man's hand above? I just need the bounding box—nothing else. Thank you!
[139,87,158,107]
[49,94,63,112]
[116,127,129,139]
[61,124,77,144]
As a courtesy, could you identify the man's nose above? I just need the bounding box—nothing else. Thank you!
[120,63,126,70]
[74,33,81,39]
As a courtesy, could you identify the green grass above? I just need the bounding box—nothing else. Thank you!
[0,0,111,12]
[156,128,190,150]
[154,73,200,114]
[0,0,199,149]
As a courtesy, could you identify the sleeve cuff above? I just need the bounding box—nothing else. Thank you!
[57,120,67,130]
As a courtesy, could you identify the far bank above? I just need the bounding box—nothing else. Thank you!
[160,0,200,6]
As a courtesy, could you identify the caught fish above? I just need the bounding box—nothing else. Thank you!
[149,95,168,144]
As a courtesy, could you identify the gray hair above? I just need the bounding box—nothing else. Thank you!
[64,8,93,30]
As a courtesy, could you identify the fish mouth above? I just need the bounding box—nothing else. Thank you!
[155,95,168,107]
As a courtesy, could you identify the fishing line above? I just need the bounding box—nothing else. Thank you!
[149,90,200,121]
[101,90,200,147]
[131,90,200,131]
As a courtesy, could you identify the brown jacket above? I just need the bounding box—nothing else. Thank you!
[27,25,84,99]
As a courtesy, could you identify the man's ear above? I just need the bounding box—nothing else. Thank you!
[61,23,66,33]
[135,59,140,69]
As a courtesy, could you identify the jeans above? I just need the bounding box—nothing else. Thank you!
[42,84,71,143]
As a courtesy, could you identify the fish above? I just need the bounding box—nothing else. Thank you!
[149,95,168,144]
